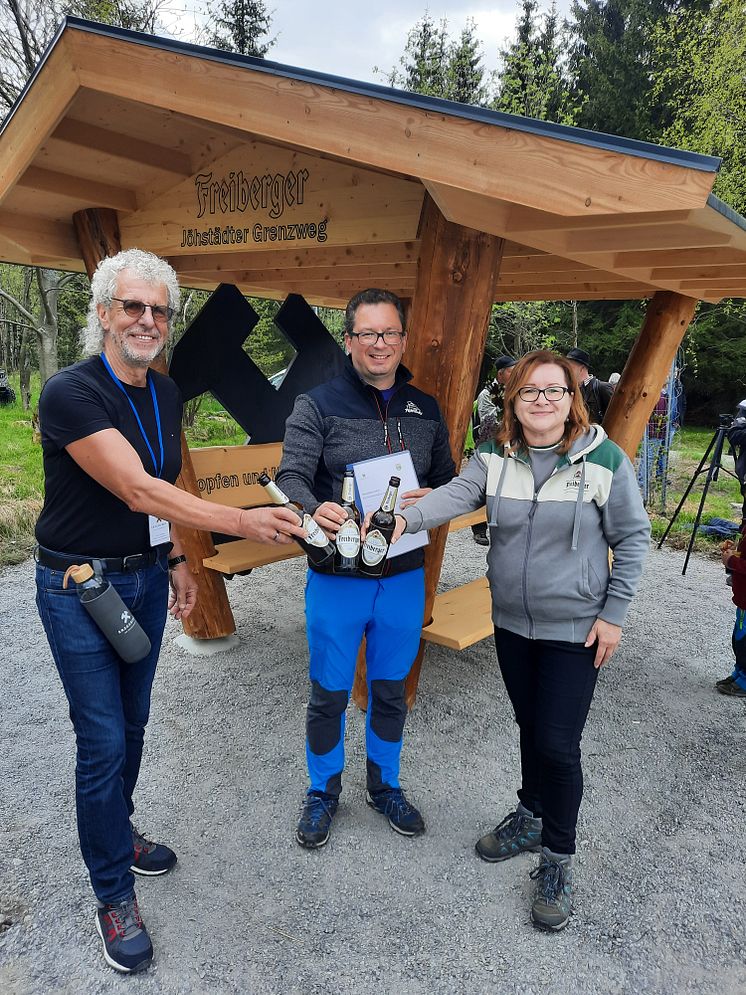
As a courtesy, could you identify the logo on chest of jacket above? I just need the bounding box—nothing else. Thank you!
[404,401,423,416]
[565,468,590,491]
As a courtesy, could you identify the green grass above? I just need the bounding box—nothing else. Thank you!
[183,394,245,448]
[647,426,742,557]
[0,372,739,567]
[0,373,44,566]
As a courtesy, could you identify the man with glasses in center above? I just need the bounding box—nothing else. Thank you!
[277,288,455,849]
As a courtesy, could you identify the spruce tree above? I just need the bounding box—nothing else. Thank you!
[206,0,275,58]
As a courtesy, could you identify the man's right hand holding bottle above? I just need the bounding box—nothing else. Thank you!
[239,506,308,544]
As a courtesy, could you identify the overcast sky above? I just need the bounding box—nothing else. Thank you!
[173,1,574,85]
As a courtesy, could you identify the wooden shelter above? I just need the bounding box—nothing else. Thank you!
[3,18,746,699]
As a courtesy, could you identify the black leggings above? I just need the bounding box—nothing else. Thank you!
[494,627,599,854]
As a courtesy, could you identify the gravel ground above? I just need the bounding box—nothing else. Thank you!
[1,537,745,995]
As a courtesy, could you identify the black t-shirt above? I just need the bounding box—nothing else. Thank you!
[35,356,183,556]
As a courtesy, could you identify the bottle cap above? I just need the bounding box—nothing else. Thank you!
[62,563,94,588]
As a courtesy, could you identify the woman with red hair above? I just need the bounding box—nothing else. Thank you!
[395,350,649,931]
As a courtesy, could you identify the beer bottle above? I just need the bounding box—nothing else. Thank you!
[359,476,400,578]
[334,469,362,574]
[258,472,335,566]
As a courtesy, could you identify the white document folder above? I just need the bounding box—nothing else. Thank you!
[351,450,429,559]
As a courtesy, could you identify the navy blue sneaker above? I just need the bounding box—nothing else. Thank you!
[95,895,153,973]
[366,788,425,836]
[296,791,338,849]
[475,807,542,863]
[130,825,177,876]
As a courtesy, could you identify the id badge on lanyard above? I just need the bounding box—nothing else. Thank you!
[100,353,169,547]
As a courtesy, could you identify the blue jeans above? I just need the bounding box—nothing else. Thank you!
[35,557,169,904]
[304,568,425,797]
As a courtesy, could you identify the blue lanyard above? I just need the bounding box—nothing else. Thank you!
[100,353,165,478]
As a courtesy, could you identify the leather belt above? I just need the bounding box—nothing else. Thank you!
[35,545,162,573]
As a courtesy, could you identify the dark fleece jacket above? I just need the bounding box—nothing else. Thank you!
[276,356,455,576]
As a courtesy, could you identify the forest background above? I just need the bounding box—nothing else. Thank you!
[0,0,744,425]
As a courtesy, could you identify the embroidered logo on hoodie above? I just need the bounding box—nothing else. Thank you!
[404,401,423,416]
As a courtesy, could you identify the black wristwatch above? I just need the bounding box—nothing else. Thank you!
[167,554,187,570]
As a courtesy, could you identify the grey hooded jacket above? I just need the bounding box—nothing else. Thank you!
[401,427,650,643]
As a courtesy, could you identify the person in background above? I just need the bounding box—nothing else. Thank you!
[472,355,517,546]
[718,531,746,697]
[34,249,304,974]
[392,349,650,931]
[566,348,614,424]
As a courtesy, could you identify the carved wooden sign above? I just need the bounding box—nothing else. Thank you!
[121,139,423,256]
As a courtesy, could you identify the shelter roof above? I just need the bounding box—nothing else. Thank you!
[1,17,745,305]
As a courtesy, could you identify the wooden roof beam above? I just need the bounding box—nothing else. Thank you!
[496,290,655,302]
[189,264,417,285]
[51,119,194,177]
[167,241,420,273]
[0,210,81,260]
[17,166,137,212]
[616,247,746,269]
[0,35,80,210]
[66,28,716,217]
[650,265,746,281]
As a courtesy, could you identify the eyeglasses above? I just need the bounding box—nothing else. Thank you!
[517,386,570,402]
[348,330,405,345]
[111,298,174,323]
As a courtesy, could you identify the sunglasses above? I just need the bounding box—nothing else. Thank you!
[111,298,174,323]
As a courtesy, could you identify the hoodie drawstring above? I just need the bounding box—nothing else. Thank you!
[488,447,511,528]
[570,457,586,551]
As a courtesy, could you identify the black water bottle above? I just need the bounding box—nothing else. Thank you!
[63,564,152,663]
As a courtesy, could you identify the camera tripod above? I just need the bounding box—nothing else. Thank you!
[658,415,742,575]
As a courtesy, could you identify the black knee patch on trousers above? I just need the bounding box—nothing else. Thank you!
[306,680,349,756]
[369,678,407,743]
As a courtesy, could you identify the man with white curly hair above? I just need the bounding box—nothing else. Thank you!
[34,248,305,974]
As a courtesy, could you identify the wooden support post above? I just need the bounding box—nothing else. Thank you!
[603,291,697,460]
[71,208,236,640]
[351,194,504,711]
[72,209,121,275]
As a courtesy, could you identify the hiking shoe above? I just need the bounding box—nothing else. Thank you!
[95,895,153,973]
[717,679,746,697]
[715,674,736,689]
[130,825,177,876]
[529,849,573,931]
[296,791,338,849]
[473,533,490,547]
[475,808,542,863]
[366,788,425,836]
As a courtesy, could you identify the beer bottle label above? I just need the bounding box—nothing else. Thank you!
[303,513,329,548]
[336,519,361,557]
[362,529,388,566]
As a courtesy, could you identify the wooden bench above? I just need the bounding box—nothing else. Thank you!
[189,442,491,647]
[189,442,304,574]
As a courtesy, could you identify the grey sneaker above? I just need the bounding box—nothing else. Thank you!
[530,848,573,931]
[475,807,542,863]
